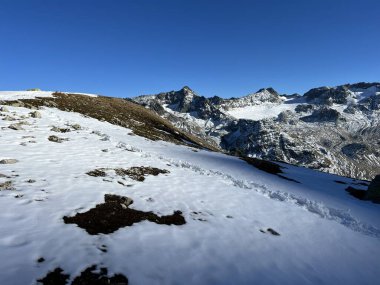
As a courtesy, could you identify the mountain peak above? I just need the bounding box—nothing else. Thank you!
[181,86,192,92]
[256,87,279,96]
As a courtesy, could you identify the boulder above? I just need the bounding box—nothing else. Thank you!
[8,123,24,130]
[0,159,19,164]
[0,106,9,112]
[29,111,42,118]
[366,175,380,202]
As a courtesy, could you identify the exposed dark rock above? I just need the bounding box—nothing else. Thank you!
[72,265,128,285]
[37,257,45,263]
[70,124,82,130]
[114,166,169,181]
[295,104,313,113]
[105,194,133,207]
[366,175,380,202]
[304,86,349,105]
[51,126,71,133]
[260,228,280,236]
[37,268,69,285]
[345,186,367,200]
[242,157,283,175]
[29,111,42,118]
[0,159,18,164]
[86,169,107,177]
[300,108,340,123]
[277,110,296,123]
[334,180,347,184]
[63,194,186,234]
[48,135,68,143]
[0,181,15,190]
[341,143,368,158]
[38,266,128,285]
[8,123,24,130]
[267,228,280,236]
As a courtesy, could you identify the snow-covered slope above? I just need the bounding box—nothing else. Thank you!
[225,98,300,120]
[0,90,98,101]
[133,83,380,180]
[1,95,380,284]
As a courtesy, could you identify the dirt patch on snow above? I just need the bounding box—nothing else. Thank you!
[87,167,169,181]
[260,228,281,236]
[51,126,71,133]
[37,268,69,285]
[114,167,169,181]
[63,194,186,234]
[86,169,107,177]
[48,135,69,143]
[0,181,15,190]
[37,265,128,285]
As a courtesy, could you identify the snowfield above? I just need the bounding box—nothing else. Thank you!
[0,101,380,284]
[0,90,98,101]
[226,99,301,121]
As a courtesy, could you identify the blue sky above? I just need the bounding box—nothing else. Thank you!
[0,0,379,98]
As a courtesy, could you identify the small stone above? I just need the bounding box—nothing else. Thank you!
[29,111,41,118]
[37,257,45,263]
[51,126,71,133]
[8,123,24,130]
[71,124,82,130]
[48,135,68,143]
[267,228,280,236]
[0,106,9,112]
[0,181,15,190]
[87,169,107,177]
[2,115,16,121]
[104,194,133,207]
[0,159,19,164]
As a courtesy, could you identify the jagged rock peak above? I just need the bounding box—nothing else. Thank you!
[231,87,282,105]
[303,82,380,105]
[256,87,279,96]
[181,85,193,92]
[178,85,197,98]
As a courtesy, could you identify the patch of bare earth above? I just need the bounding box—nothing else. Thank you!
[37,268,69,285]
[0,181,15,190]
[37,265,128,285]
[87,166,169,181]
[48,135,69,143]
[63,194,186,235]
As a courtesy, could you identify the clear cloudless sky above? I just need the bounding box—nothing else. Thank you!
[0,0,379,98]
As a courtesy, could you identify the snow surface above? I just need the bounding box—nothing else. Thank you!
[226,99,301,121]
[0,91,54,101]
[0,104,380,285]
[0,90,97,101]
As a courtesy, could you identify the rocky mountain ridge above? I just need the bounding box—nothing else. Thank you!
[133,82,380,180]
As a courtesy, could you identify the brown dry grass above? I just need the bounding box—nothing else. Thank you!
[1,92,218,150]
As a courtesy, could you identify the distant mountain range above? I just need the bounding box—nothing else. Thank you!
[132,82,380,180]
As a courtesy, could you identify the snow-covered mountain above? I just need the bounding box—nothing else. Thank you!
[133,82,380,180]
[1,90,380,285]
